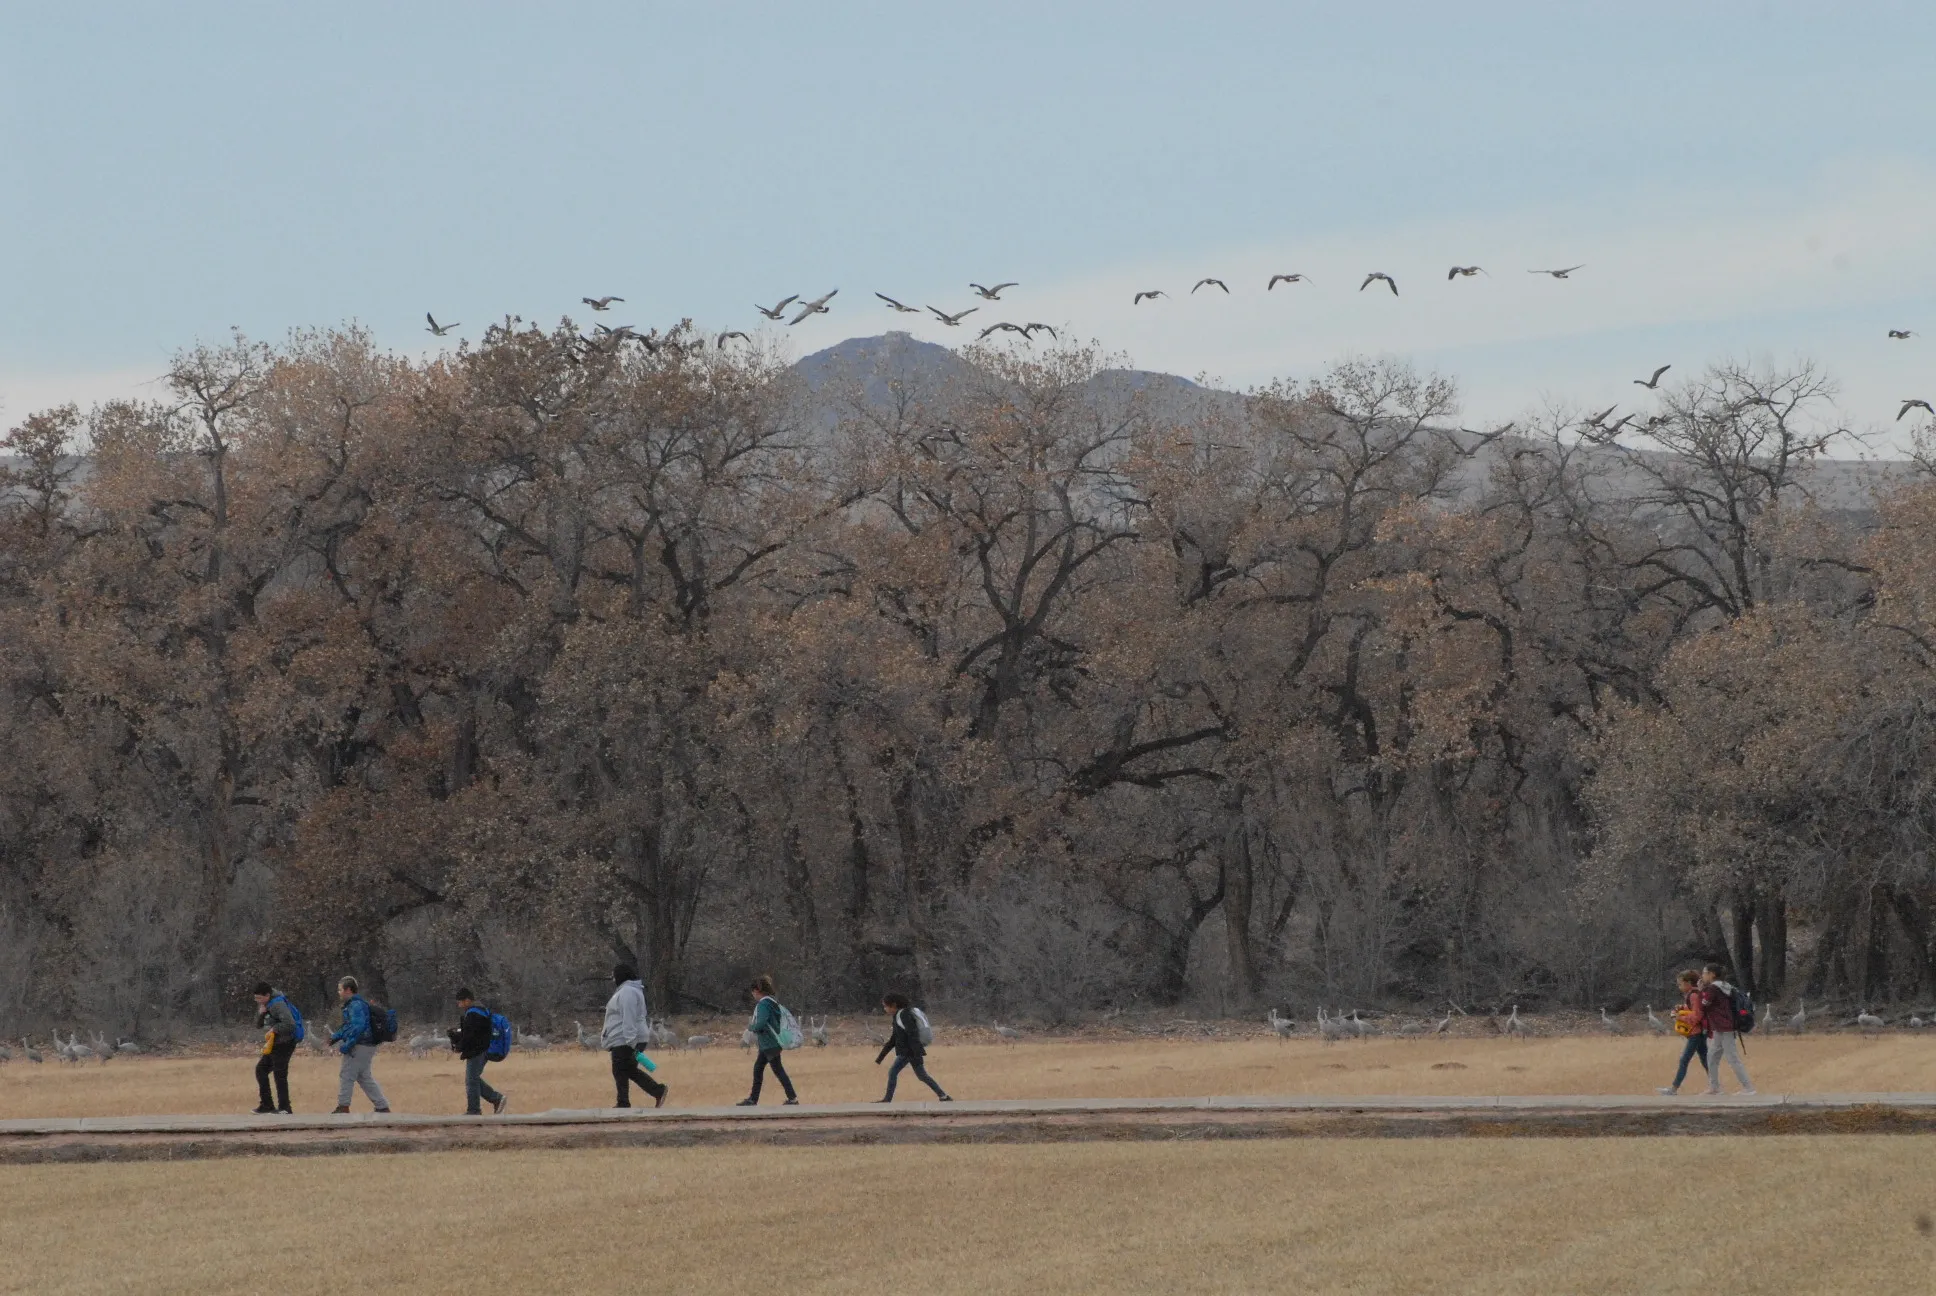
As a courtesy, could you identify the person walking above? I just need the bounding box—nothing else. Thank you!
[449,988,509,1116]
[1656,970,1708,1096]
[737,975,798,1106]
[1697,962,1756,1095]
[328,976,391,1114]
[874,992,951,1103]
[602,964,667,1110]
[251,982,299,1114]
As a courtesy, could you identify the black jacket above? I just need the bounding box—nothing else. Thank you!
[875,1008,925,1063]
[450,1005,493,1060]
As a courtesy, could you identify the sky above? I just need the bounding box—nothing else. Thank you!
[4,2,1933,449]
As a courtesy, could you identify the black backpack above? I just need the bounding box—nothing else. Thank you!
[1730,985,1755,1034]
[360,996,399,1045]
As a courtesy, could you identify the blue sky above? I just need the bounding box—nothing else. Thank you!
[4,2,1933,445]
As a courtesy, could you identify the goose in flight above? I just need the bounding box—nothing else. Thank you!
[1633,364,1672,389]
[1021,322,1058,339]
[977,321,1026,339]
[425,313,460,336]
[1267,273,1310,289]
[1446,265,1486,279]
[1192,277,1230,294]
[716,331,750,349]
[929,305,978,326]
[875,293,922,313]
[755,295,800,321]
[789,289,839,325]
[970,282,1018,300]
[1360,272,1398,296]
[1529,265,1585,278]
[1584,404,1618,428]
[1133,289,1166,304]
[1900,399,1935,421]
[1889,330,1915,339]
[581,296,624,311]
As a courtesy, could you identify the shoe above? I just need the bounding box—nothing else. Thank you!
[735,1098,757,1106]
[465,1109,481,1116]
[874,1097,892,1103]
[1655,1087,1676,1096]
[1702,1089,1720,1096]
[253,1104,276,1114]
[374,1107,391,1114]
[940,1095,954,1102]
[492,1094,509,1115]
[783,1097,799,1106]
[654,1089,668,1109]
[331,1105,350,1114]
[278,1108,293,1115]
[615,1103,632,1110]
[1741,1088,1758,1096]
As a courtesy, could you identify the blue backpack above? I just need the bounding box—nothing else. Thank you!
[271,994,306,1044]
[469,1006,514,1062]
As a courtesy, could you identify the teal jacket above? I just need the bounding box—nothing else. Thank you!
[748,996,783,1052]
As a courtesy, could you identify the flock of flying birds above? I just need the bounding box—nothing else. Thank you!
[420,264,1932,425]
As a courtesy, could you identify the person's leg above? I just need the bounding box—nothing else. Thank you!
[1669,1036,1700,1089]
[255,1052,276,1110]
[464,1053,486,1114]
[747,1051,768,1103]
[336,1048,357,1109]
[883,1056,907,1100]
[1720,1033,1754,1091]
[354,1045,390,1110]
[476,1059,504,1108]
[909,1058,949,1099]
[767,1049,797,1101]
[628,1056,665,1103]
[610,1047,633,1107]
[272,1044,295,1111]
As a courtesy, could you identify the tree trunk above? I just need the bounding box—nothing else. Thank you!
[1754,891,1787,1001]
[1220,785,1260,999]
[1729,893,1756,995]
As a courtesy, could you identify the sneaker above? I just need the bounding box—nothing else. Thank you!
[492,1094,509,1115]
[1655,1087,1677,1096]
[253,1104,276,1114]
[654,1089,668,1109]
[1702,1089,1720,1097]
[783,1097,799,1106]
[1741,1088,1758,1096]
[873,1097,893,1103]
[278,1108,293,1115]
[940,1095,954,1102]
[373,1107,391,1114]
[736,1098,757,1106]
[331,1105,350,1114]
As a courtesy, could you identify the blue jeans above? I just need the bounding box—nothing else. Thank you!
[884,1055,948,1100]
[1670,1034,1708,1089]
[465,1053,503,1114]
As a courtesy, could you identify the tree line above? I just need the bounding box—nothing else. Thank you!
[1,320,1929,1034]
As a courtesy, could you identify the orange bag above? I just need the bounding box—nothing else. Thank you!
[1673,1009,1698,1038]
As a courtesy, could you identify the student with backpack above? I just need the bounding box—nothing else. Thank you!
[1655,970,1709,1096]
[874,992,952,1103]
[448,988,510,1115]
[328,975,392,1114]
[251,981,301,1114]
[602,964,667,1110]
[1696,962,1756,1095]
[737,975,799,1106]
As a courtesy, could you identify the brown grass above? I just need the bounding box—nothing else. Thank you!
[3,1139,1934,1294]
[4,1032,1933,1120]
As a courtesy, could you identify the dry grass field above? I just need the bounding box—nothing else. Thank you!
[4,1029,1935,1119]
[3,1139,1934,1295]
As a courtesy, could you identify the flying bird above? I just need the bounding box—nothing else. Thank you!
[1889,330,1915,339]
[1192,277,1230,294]
[1584,405,1618,428]
[1360,272,1398,296]
[929,306,979,326]
[581,296,624,311]
[755,295,800,321]
[425,313,460,336]
[875,293,922,313]
[977,321,1026,339]
[970,282,1018,300]
[1633,364,1673,389]
[789,289,839,325]
[1267,273,1310,289]
[1021,322,1058,339]
[716,331,750,349]
[1446,265,1486,279]
[1899,399,1935,422]
[1133,290,1166,304]
[1529,265,1585,278]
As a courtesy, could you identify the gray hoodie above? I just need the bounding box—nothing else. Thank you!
[602,979,651,1050]
[255,992,299,1047]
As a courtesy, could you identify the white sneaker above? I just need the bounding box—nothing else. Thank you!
[1741,1088,1758,1096]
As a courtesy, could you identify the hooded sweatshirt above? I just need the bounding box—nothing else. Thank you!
[602,979,651,1050]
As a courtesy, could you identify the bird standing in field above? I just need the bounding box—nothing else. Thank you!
[875,293,922,313]
[1529,265,1585,278]
[581,296,624,311]
[928,306,978,326]
[1646,1005,1669,1035]
[1634,365,1673,389]
[1504,1005,1528,1037]
[970,282,1017,300]
[1899,399,1934,422]
[1267,273,1311,289]
[1447,265,1485,279]
[425,313,460,336]
[1432,1011,1453,1035]
[755,295,799,321]
[1192,277,1230,294]
[993,1023,1022,1042]
[1856,1009,1885,1033]
[1360,272,1399,296]
[1788,1002,1807,1033]
[1133,289,1166,305]
[1600,1007,1624,1035]
[1266,1009,1295,1039]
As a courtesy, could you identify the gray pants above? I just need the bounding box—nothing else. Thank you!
[1705,1031,1753,1093]
[464,1053,502,1114]
[337,1043,389,1110]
